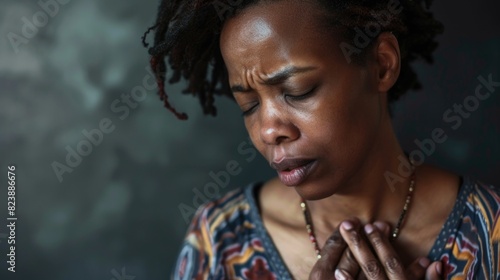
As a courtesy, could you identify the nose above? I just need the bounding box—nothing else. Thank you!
[259,102,300,146]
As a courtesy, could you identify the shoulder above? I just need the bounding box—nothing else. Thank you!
[186,183,261,241]
[450,177,500,255]
[442,177,500,277]
[462,177,500,213]
[462,178,500,244]
[172,183,262,279]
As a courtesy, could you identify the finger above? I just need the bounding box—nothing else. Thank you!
[349,222,392,280]
[336,248,361,279]
[373,221,390,237]
[340,220,385,280]
[363,223,405,279]
[405,257,430,280]
[320,227,349,265]
[309,228,348,279]
[335,268,355,280]
[357,271,368,280]
[425,261,443,280]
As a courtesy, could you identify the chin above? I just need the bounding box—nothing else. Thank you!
[293,181,338,201]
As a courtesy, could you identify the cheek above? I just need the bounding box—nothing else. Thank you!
[307,83,381,164]
[244,119,266,156]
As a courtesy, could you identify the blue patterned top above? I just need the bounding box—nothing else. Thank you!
[173,176,500,279]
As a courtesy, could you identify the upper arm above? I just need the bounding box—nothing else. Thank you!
[172,207,214,280]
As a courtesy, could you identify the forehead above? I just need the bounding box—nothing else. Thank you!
[220,1,321,41]
[219,1,338,76]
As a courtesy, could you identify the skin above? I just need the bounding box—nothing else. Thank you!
[219,0,460,279]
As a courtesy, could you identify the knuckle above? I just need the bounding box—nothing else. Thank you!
[345,249,356,263]
[358,272,368,280]
[325,230,345,247]
[370,235,385,250]
[363,260,383,278]
[312,259,334,274]
[384,256,403,274]
[348,230,362,247]
[309,269,328,280]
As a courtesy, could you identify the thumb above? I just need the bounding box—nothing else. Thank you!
[425,261,443,280]
[405,257,430,279]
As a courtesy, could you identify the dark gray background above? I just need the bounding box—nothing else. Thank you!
[0,0,498,279]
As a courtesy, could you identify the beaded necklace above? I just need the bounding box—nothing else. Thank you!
[300,166,416,259]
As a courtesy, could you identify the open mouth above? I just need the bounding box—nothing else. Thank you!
[271,158,315,172]
[276,160,316,186]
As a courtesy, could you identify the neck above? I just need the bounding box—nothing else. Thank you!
[304,118,413,234]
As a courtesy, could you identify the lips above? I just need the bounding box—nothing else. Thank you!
[271,158,316,186]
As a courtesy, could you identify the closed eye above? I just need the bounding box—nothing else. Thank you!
[285,86,317,101]
[241,103,259,117]
[240,86,317,117]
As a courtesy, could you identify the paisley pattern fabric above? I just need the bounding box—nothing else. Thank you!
[172,177,499,279]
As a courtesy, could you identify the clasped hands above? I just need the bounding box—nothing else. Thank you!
[308,219,443,280]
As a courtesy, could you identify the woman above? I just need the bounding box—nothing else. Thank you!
[143,0,499,279]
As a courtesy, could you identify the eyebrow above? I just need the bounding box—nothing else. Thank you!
[230,66,316,93]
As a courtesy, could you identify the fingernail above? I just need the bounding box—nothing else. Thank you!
[373,221,387,232]
[342,221,354,231]
[418,258,430,268]
[364,224,375,234]
[436,262,442,275]
[335,269,348,280]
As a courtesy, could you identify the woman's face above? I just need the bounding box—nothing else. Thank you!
[220,0,389,200]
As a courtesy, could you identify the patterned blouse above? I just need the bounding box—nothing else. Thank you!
[172,177,500,279]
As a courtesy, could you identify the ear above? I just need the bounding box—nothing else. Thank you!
[374,32,401,93]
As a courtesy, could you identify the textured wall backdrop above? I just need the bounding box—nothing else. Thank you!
[0,0,499,279]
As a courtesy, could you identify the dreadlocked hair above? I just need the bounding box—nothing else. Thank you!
[143,0,443,120]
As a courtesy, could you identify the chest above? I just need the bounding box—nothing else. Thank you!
[265,222,440,280]
[271,233,318,280]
